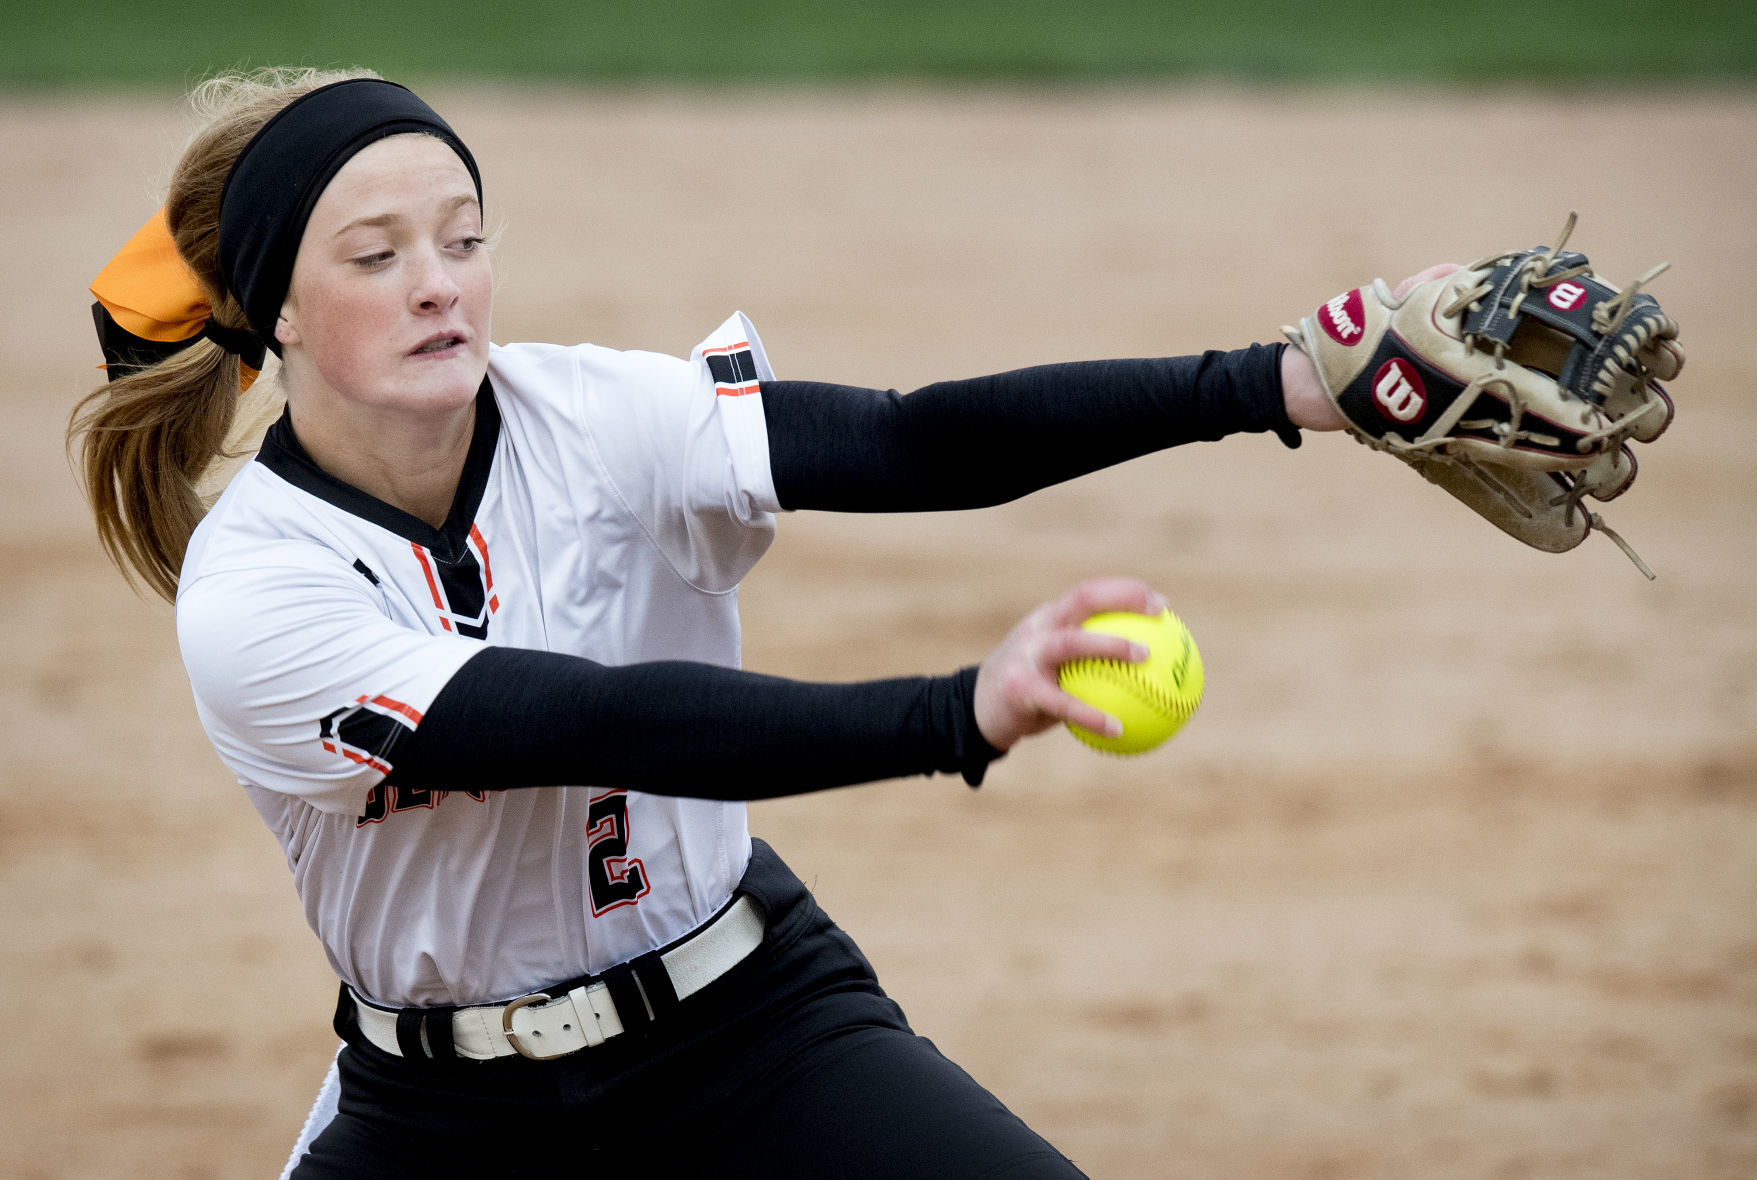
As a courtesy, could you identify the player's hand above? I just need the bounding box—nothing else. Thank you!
[1281,262,1463,432]
[973,577,1166,751]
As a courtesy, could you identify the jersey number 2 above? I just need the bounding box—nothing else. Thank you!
[587,791,649,916]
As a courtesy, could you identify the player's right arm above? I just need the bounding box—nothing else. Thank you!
[176,546,481,815]
[391,575,1155,792]
[178,549,1149,810]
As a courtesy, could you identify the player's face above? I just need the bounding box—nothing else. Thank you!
[277,134,491,417]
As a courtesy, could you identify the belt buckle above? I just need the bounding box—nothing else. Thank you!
[500,992,572,1060]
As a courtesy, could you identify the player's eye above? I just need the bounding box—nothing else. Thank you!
[454,236,486,253]
[351,250,394,269]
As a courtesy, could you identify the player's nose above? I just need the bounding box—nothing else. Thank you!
[408,245,462,312]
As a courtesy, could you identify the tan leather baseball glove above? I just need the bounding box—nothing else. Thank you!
[1285,213,1683,577]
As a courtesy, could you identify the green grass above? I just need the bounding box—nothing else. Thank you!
[5,0,1754,87]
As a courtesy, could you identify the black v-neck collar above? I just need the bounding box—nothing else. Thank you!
[256,380,500,562]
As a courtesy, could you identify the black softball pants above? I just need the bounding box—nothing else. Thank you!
[291,840,1087,1179]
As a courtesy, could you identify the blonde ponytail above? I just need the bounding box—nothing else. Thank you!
[69,66,377,602]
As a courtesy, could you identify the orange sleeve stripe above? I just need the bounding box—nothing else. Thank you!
[328,742,391,776]
[347,749,392,776]
[370,695,424,726]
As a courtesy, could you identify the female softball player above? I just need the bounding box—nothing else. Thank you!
[72,68,1371,1177]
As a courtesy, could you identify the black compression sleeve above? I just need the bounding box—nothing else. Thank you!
[763,342,1298,513]
[385,646,1002,799]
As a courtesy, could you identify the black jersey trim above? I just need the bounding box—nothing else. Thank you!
[255,380,500,561]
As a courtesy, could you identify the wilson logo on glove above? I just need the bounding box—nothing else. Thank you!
[1372,358,1426,423]
[1317,289,1366,345]
[1547,281,1588,311]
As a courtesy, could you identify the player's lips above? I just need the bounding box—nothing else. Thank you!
[407,330,468,359]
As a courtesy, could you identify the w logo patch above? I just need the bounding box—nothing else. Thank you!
[411,524,500,639]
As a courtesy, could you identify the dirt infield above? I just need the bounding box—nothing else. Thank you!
[2,86,1754,1178]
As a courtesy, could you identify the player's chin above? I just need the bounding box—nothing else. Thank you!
[399,349,488,397]
[381,370,487,416]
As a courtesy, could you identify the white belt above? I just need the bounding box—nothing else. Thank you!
[350,894,765,1061]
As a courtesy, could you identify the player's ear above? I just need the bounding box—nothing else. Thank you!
[275,306,301,350]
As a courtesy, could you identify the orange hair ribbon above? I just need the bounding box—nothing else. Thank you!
[90,207,259,390]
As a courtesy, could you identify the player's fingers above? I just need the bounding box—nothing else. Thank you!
[1047,577,1166,628]
[1393,262,1463,302]
[1038,686,1123,738]
[1038,628,1142,670]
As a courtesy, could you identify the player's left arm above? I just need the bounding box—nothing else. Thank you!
[763,343,1304,512]
[1279,342,1343,432]
[762,268,1462,513]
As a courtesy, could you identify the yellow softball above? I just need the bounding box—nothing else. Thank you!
[1057,608,1204,755]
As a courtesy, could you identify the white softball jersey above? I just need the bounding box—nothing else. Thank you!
[177,313,780,1008]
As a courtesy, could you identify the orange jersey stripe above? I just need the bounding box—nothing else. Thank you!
[468,524,495,591]
[411,543,446,611]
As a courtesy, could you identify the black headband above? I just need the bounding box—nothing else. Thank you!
[217,78,483,354]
